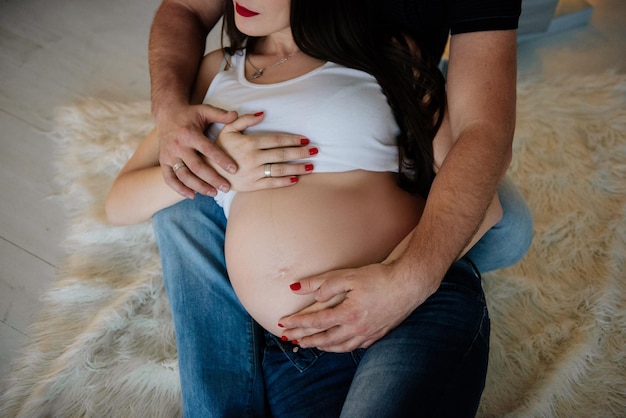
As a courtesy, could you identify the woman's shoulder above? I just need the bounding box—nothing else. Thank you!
[191,49,230,103]
[204,48,228,68]
[203,48,246,74]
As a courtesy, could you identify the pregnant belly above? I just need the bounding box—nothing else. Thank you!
[224,171,424,336]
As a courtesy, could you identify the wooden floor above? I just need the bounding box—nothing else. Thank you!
[0,0,624,380]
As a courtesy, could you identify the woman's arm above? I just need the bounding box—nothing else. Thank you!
[105,129,185,225]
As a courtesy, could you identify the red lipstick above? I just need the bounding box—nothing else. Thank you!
[235,3,259,17]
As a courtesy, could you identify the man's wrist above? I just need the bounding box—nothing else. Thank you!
[152,95,189,126]
[389,252,449,307]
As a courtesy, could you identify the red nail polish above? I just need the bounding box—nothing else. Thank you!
[278,323,285,328]
[292,340,299,345]
[290,282,301,291]
[309,147,319,156]
[300,138,310,145]
[290,176,298,184]
[281,335,288,341]
[254,111,264,117]
[305,164,314,171]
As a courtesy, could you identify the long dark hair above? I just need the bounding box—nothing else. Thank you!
[222,0,446,197]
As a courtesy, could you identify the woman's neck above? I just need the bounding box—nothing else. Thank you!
[254,33,298,57]
[244,40,325,84]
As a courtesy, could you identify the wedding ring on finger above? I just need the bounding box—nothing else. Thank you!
[264,163,272,178]
[172,162,186,172]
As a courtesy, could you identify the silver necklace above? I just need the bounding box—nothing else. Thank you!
[248,51,300,79]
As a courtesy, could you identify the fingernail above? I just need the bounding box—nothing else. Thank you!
[305,164,314,171]
[290,176,298,184]
[300,138,310,145]
[218,184,229,192]
[281,336,289,341]
[278,323,285,328]
[227,164,237,174]
[254,111,264,117]
[292,340,299,345]
[290,282,301,291]
[309,147,318,156]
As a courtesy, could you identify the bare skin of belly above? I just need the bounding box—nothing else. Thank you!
[225,171,424,336]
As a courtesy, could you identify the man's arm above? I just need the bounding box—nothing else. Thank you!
[149,0,238,198]
[278,29,517,352]
[396,28,517,291]
[149,0,221,119]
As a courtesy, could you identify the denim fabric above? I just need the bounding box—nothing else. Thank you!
[152,195,267,418]
[262,258,489,418]
[263,335,364,418]
[467,175,534,272]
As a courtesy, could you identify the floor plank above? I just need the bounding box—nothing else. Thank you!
[0,0,159,380]
[0,322,27,385]
[0,111,67,264]
[0,237,57,380]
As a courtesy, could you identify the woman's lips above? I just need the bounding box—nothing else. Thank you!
[235,3,259,17]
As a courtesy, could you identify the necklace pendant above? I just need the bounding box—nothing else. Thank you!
[252,69,264,79]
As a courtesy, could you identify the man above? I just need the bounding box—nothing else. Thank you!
[148,0,533,415]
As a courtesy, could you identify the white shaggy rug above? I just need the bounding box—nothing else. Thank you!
[1,71,625,417]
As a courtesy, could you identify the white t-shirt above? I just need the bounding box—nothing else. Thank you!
[204,50,400,217]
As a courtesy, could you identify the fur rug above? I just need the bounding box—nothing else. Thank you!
[1,71,625,417]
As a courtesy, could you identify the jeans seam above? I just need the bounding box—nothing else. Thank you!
[244,320,257,418]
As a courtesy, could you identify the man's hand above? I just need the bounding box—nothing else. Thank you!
[150,0,228,198]
[277,262,440,352]
[157,103,238,199]
[211,112,317,191]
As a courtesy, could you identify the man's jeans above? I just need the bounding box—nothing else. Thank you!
[152,176,532,417]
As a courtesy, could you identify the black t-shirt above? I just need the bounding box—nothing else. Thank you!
[381,0,522,60]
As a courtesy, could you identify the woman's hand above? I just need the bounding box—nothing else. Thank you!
[210,112,317,191]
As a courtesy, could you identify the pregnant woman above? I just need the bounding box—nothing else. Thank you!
[106,0,501,415]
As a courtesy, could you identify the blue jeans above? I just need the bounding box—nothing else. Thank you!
[263,258,489,418]
[153,196,267,417]
[152,177,532,417]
